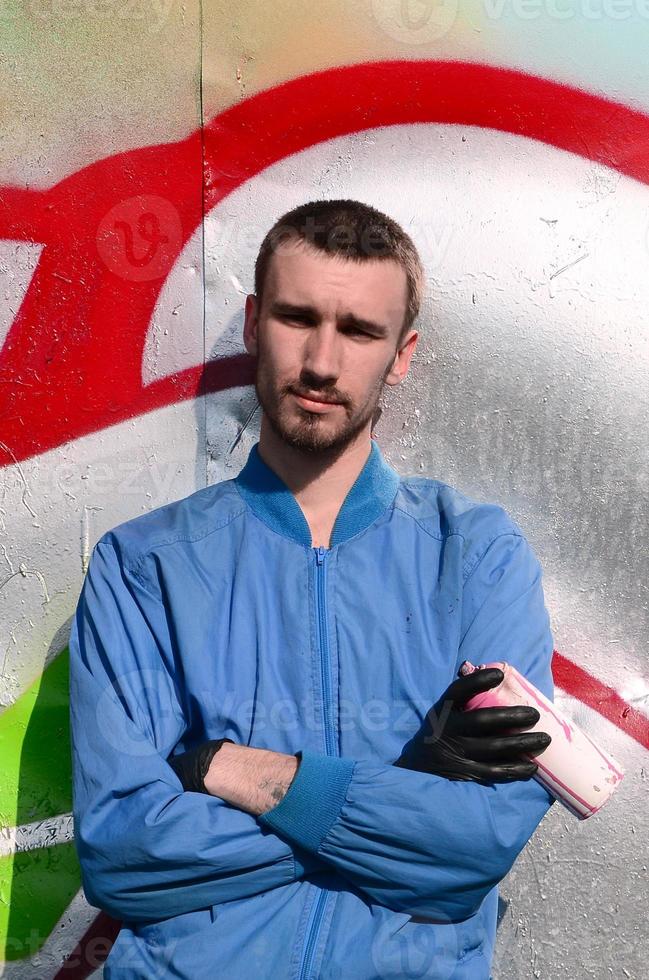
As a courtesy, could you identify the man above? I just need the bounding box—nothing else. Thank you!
[70,199,554,979]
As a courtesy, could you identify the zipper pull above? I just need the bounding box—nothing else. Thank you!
[315,545,327,565]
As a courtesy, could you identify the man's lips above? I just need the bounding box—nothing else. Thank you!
[291,391,344,412]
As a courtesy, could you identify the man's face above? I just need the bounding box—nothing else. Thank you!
[243,240,418,455]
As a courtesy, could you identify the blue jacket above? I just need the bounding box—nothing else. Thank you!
[69,439,555,979]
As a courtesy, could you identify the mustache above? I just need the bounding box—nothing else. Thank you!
[285,384,350,406]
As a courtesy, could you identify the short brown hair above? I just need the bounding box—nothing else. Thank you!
[254,199,425,344]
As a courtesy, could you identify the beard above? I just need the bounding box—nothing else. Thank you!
[254,351,389,457]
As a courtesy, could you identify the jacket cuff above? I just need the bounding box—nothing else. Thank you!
[258,749,355,854]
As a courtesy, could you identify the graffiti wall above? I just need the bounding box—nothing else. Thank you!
[1,2,647,976]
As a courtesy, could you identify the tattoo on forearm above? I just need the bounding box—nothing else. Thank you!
[258,777,287,805]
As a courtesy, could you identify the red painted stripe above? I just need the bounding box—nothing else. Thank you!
[52,911,120,980]
[553,650,649,751]
[202,59,649,209]
[2,61,649,467]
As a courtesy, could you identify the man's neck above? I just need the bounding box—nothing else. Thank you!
[257,418,373,548]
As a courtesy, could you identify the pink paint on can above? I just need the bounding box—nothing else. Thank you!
[459,660,624,819]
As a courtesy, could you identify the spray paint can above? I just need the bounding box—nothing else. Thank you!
[460,660,624,819]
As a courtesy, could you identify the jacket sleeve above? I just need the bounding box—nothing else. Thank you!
[69,535,323,925]
[258,532,556,923]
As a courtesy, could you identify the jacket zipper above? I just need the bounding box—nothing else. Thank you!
[315,546,336,755]
[296,545,334,980]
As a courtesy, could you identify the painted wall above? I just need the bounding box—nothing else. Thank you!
[0,2,647,976]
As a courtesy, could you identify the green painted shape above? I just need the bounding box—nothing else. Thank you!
[0,647,83,962]
[0,647,72,826]
[0,841,81,961]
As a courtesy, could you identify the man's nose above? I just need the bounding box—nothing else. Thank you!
[301,324,341,384]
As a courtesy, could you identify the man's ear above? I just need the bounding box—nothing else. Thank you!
[385,329,419,387]
[243,294,260,357]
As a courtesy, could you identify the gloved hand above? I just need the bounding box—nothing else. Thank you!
[168,738,235,793]
[393,668,551,783]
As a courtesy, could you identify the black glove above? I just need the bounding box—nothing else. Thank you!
[168,738,235,793]
[393,668,551,784]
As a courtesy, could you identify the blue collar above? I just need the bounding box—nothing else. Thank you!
[234,440,401,548]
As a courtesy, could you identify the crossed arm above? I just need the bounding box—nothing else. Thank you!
[201,742,300,816]
[70,531,554,925]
